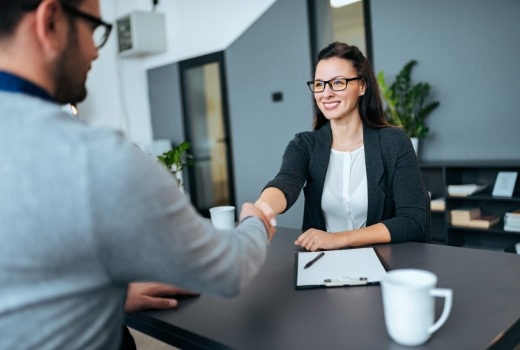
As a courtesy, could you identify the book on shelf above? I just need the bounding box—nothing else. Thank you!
[504,208,520,227]
[504,208,520,219]
[504,216,520,226]
[447,183,488,197]
[452,215,500,229]
[450,207,481,221]
[504,223,520,232]
[430,197,445,211]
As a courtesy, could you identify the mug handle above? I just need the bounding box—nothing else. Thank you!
[428,288,453,334]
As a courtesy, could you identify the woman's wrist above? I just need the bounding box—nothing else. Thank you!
[339,231,353,248]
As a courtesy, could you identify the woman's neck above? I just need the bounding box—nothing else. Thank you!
[330,118,364,152]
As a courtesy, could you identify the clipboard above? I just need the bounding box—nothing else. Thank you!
[294,247,388,289]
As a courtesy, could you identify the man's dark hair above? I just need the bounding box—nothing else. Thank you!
[0,0,83,38]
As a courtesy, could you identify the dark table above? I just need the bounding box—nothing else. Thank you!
[125,227,520,349]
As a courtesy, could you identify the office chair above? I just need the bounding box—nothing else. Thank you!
[423,191,432,243]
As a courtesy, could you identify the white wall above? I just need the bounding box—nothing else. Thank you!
[79,0,276,146]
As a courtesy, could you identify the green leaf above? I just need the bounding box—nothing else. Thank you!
[377,60,439,139]
[157,141,193,186]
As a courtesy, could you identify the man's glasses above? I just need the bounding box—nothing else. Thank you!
[23,1,113,49]
[61,3,113,49]
[307,77,363,93]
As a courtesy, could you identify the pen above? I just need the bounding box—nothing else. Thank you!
[304,251,325,269]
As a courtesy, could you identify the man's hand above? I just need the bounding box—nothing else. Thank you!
[239,202,276,240]
[124,282,199,313]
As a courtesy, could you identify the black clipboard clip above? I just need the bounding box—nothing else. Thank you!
[323,276,368,287]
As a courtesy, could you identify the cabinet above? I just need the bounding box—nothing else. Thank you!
[420,161,520,252]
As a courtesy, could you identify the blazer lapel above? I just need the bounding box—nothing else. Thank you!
[364,126,385,225]
[313,123,333,195]
[302,123,333,231]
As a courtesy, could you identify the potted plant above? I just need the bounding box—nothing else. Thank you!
[377,60,440,154]
[157,141,193,189]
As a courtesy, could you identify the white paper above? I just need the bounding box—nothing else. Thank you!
[296,248,387,288]
[492,172,518,197]
[448,184,488,196]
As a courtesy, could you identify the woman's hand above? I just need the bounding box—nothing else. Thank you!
[296,224,392,250]
[253,200,278,227]
[295,228,345,251]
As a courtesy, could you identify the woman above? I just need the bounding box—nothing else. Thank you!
[255,42,429,251]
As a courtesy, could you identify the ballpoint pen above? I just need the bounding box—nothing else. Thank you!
[304,251,325,269]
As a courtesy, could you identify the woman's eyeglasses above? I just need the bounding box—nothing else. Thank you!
[307,77,363,93]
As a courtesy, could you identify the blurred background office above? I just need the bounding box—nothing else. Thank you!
[78,0,520,229]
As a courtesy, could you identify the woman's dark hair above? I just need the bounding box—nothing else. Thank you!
[312,41,389,130]
[0,0,83,38]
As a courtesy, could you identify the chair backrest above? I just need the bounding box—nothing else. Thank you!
[422,191,431,243]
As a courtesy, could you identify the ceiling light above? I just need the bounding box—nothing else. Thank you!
[330,0,361,8]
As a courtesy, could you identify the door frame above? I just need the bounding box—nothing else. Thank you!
[178,51,236,217]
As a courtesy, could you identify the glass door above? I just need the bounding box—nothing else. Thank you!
[179,52,235,217]
[308,0,372,63]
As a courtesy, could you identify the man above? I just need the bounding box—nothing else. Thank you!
[0,1,276,349]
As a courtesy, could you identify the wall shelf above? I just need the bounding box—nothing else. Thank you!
[420,160,520,252]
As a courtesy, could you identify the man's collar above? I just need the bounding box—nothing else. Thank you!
[0,70,55,102]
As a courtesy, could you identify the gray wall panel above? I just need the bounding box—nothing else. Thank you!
[371,0,520,161]
[147,63,185,146]
[226,0,312,229]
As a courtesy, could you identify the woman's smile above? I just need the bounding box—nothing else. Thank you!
[322,101,340,110]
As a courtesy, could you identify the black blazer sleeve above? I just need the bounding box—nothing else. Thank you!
[366,126,428,243]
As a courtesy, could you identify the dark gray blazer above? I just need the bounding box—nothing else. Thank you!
[265,122,429,243]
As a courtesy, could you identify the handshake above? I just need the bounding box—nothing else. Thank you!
[209,187,285,241]
[210,201,277,241]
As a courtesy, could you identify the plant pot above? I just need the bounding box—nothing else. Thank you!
[410,137,419,155]
[171,168,185,193]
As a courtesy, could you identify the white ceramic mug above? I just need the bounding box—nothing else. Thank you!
[381,269,453,346]
[209,206,235,230]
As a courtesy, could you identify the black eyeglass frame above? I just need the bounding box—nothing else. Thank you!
[307,77,364,93]
[22,1,113,49]
[60,3,113,49]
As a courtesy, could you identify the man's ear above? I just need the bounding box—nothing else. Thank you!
[34,0,67,54]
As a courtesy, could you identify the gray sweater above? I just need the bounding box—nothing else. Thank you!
[0,91,269,350]
[265,122,428,242]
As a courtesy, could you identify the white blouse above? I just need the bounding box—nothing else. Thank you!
[321,146,368,232]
